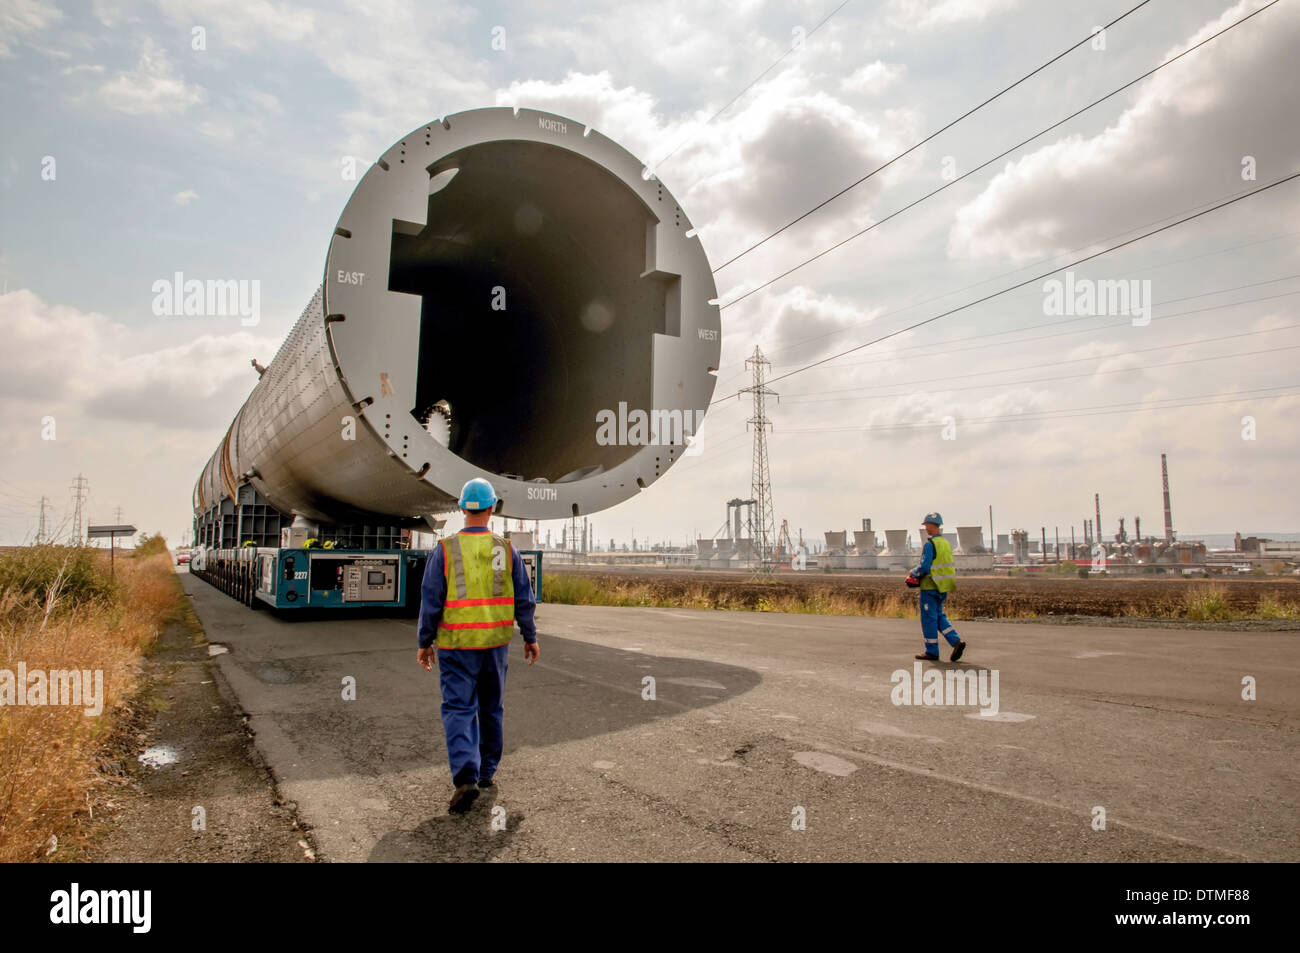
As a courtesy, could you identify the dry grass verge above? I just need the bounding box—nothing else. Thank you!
[544,574,933,619]
[545,572,1300,623]
[0,544,182,861]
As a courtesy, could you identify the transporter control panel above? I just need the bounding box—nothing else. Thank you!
[342,559,397,602]
[201,545,537,611]
[248,549,419,609]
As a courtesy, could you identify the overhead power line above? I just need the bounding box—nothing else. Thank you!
[778,384,1300,434]
[709,219,1300,383]
[705,274,1300,405]
[713,0,1157,272]
[670,383,1300,474]
[710,167,1300,403]
[717,0,1285,310]
[704,272,1300,417]
[785,340,1300,404]
[699,316,1300,443]
[781,284,1300,396]
[764,226,1300,372]
[786,275,1300,374]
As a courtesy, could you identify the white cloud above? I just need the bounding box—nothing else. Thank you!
[948,1,1300,263]
[748,286,882,365]
[150,0,316,50]
[243,86,283,115]
[0,288,277,428]
[888,0,1019,30]
[492,68,918,304]
[197,118,236,142]
[840,60,906,94]
[91,0,133,28]
[96,38,205,116]
[281,0,481,158]
[496,70,665,162]
[173,189,199,205]
[0,288,282,545]
[0,0,62,56]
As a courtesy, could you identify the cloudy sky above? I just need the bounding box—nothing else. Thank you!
[1,0,1297,549]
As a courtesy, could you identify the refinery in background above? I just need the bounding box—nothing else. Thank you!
[510,453,1300,577]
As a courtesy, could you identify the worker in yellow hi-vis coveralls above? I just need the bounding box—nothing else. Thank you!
[416,478,538,814]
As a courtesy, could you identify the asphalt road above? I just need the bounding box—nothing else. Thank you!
[179,571,1298,862]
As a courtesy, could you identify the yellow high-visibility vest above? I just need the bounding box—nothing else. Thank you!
[437,531,516,649]
[921,535,957,593]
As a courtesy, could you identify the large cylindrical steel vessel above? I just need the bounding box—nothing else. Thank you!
[195,107,720,525]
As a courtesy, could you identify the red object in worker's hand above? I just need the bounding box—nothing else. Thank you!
[905,573,921,588]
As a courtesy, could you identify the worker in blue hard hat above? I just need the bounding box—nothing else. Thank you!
[416,477,538,814]
[906,512,967,662]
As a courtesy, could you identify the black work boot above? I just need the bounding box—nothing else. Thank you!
[448,783,480,814]
[950,641,967,662]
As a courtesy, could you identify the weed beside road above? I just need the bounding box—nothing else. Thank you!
[544,569,1300,624]
[0,544,181,861]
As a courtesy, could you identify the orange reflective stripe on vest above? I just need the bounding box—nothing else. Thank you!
[438,532,516,649]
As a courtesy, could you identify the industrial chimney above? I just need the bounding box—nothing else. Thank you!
[1161,453,1175,543]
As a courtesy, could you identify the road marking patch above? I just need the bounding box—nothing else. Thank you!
[664,676,727,690]
[793,751,859,776]
[965,711,1036,723]
[855,720,944,743]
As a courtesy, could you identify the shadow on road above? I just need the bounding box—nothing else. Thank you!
[224,628,764,782]
[368,789,524,862]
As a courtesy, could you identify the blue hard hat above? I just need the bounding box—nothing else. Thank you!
[923,512,943,526]
[459,477,498,511]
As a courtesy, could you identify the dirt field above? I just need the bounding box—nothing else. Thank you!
[546,564,1300,621]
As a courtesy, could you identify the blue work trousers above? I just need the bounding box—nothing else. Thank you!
[438,644,509,786]
[920,589,961,656]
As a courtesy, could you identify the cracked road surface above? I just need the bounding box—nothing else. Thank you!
[180,573,1298,862]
